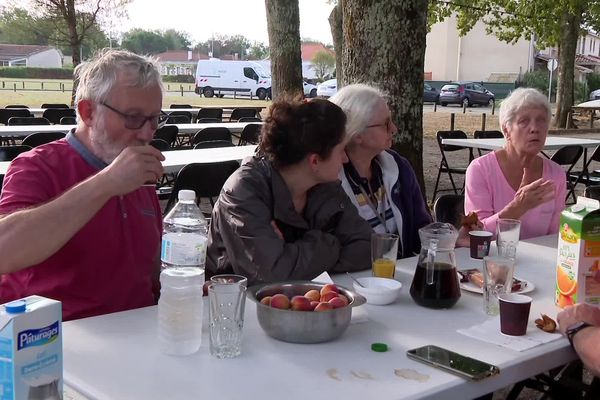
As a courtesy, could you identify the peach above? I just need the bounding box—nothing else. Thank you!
[320,292,339,302]
[338,294,349,304]
[320,283,339,296]
[290,295,312,311]
[314,302,334,312]
[260,296,272,306]
[270,294,290,309]
[304,289,321,302]
[329,296,347,309]
[310,301,320,310]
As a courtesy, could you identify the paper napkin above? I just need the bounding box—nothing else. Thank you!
[457,318,563,352]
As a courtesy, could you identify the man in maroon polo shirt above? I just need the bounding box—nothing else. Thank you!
[0,49,166,320]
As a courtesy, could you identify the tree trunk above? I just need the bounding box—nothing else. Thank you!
[342,0,428,193]
[553,10,582,128]
[328,2,343,88]
[66,0,80,106]
[265,0,303,99]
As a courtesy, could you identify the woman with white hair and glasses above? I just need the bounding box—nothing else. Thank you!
[464,87,566,239]
[330,84,432,258]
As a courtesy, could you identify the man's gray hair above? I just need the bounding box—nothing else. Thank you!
[499,87,551,134]
[74,49,163,107]
[329,83,387,140]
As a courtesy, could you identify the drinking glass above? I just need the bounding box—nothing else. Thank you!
[208,276,247,359]
[482,255,515,316]
[496,219,521,258]
[371,233,399,279]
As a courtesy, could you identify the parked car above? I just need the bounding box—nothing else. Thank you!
[439,81,495,107]
[589,89,600,100]
[303,81,318,98]
[317,79,337,98]
[423,83,439,103]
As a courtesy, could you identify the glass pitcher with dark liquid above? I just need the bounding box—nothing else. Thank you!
[410,222,461,309]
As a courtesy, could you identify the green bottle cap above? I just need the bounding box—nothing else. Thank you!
[371,342,389,352]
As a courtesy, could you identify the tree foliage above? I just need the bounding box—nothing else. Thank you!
[0,6,108,59]
[428,0,600,127]
[121,28,190,54]
[311,50,335,80]
[194,34,254,59]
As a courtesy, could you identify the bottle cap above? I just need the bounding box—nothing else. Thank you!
[5,300,26,314]
[178,190,196,201]
[371,342,388,352]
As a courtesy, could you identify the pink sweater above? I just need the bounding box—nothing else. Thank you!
[464,151,566,239]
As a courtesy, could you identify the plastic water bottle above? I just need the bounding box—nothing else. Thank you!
[158,189,208,356]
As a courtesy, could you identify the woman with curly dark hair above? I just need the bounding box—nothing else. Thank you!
[206,98,371,285]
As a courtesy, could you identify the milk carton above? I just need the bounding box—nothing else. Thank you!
[556,197,600,308]
[0,296,62,400]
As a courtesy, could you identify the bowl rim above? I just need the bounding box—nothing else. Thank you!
[353,277,402,293]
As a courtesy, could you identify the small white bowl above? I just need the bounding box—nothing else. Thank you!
[352,277,402,305]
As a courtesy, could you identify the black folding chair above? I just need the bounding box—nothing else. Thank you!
[584,185,600,201]
[191,127,232,146]
[193,140,235,149]
[196,108,223,122]
[229,108,258,122]
[7,117,50,126]
[41,103,69,109]
[550,145,583,204]
[433,194,465,230]
[473,130,503,157]
[432,130,473,202]
[60,116,77,125]
[21,132,66,147]
[42,108,76,124]
[154,125,179,148]
[238,117,262,123]
[0,108,32,125]
[150,138,170,151]
[166,115,191,124]
[169,111,193,123]
[238,123,261,145]
[569,145,600,190]
[169,104,193,109]
[0,145,32,161]
[163,161,240,215]
[5,105,29,109]
[197,118,221,123]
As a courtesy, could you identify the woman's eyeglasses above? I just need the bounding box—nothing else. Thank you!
[366,117,393,131]
[101,102,169,130]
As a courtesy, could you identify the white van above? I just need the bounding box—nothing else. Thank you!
[195,59,272,100]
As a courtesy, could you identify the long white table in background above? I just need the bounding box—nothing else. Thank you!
[25,107,266,118]
[0,122,262,138]
[62,235,576,400]
[0,145,257,176]
[442,136,600,152]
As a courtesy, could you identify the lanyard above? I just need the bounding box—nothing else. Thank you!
[348,171,389,233]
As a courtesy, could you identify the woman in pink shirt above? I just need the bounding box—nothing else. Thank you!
[465,88,566,239]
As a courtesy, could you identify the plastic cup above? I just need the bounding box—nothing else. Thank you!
[482,255,515,316]
[469,230,493,259]
[499,293,532,336]
[208,277,247,359]
[371,233,399,279]
[496,219,521,258]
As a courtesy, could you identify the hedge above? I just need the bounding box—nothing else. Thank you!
[162,74,195,83]
[0,67,74,79]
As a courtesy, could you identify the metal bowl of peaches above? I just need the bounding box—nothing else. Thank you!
[247,281,366,344]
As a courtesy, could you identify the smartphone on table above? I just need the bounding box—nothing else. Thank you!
[406,345,500,381]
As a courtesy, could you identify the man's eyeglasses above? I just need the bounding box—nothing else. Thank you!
[366,117,393,131]
[101,102,169,130]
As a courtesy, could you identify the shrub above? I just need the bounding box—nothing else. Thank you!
[587,73,600,92]
[161,74,194,83]
[0,67,73,79]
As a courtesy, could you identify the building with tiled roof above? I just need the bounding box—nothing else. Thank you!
[155,50,209,75]
[0,44,62,67]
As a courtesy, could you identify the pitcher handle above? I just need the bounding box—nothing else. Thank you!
[426,239,438,285]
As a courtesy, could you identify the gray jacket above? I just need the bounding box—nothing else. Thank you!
[206,156,372,285]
